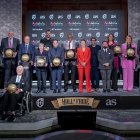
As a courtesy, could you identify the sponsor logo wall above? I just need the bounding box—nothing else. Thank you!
[26,11,125,46]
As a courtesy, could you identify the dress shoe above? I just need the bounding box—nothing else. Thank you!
[73,89,77,92]
[58,89,61,93]
[36,89,41,94]
[64,89,68,92]
[53,90,56,93]
[103,89,106,93]
[107,89,111,92]
[43,89,47,93]
[7,114,16,122]
[1,113,7,120]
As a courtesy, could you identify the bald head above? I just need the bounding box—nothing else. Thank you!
[16,65,24,76]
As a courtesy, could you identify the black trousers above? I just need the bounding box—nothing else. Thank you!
[4,59,16,87]
[2,92,23,112]
[36,69,47,90]
[111,68,118,90]
[64,63,76,90]
[90,66,100,89]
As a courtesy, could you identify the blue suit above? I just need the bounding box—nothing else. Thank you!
[18,43,35,91]
[48,47,64,91]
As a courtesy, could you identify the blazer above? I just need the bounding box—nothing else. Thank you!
[1,37,20,52]
[88,44,101,66]
[98,48,114,70]
[121,43,137,69]
[77,47,91,68]
[8,75,27,92]
[18,43,35,62]
[48,47,64,66]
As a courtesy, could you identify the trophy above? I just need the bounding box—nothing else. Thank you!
[127,48,135,60]
[52,57,61,67]
[4,48,14,58]
[114,45,121,54]
[21,54,30,62]
[66,49,75,60]
[36,56,46,67]
[7,84,17,94]
[44,47,49,51]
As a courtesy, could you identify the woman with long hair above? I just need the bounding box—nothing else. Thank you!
[121,35,137,91]
[107,33,120,91]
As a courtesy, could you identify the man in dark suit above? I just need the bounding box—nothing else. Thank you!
[63,33,78,92]
[40,29,53,90]
[48,39,64,93]
[98,41,114,92]
[18,36,35,91]
[1,65,27,122]
[34,43,48,93]
[88,37,101,92]
[1,31,20,87]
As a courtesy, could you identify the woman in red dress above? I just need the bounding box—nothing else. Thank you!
[77,39,91,93]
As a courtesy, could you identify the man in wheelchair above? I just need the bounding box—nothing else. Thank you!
[1,65,27,122]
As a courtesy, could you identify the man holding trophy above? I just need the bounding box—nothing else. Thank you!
[48,39,64,93]
[18,36,35,91]
[1,31,20,87]
[34,43,48,93]
[63,33,77,92]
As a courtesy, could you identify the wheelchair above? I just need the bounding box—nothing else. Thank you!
[16,91,33,116]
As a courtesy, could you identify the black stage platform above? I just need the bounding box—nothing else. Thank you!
[31,88,140,110]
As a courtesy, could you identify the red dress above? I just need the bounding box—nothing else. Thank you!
[77,47,91,93]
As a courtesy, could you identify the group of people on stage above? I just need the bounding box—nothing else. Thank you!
[0,30,139,94]
[0,29,139,121]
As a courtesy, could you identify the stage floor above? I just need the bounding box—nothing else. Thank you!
[32,87,140,96]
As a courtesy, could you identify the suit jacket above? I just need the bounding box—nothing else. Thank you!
[121,43,137,69]
[77,47,91,68]
[98,48,114,69]
[88,44,101,66]
[48,47,64,66]
[8,75,27,93]
[1,37,20,52]
[63,40,78,66]
[18,43,35,62]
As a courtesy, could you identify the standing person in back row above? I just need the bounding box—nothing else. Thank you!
[88,37,101,92]
[63,33,78,92]
[1,31,20,87]
[98,41,114,92]
[40,29,53,90]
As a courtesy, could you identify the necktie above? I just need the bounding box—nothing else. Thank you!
[9,39,12,48]
[69,41,71,49]
[26,45,28,53]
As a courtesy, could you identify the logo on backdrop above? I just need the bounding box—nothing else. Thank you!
[36,98,44,108]
[102,14,107,19]
[32,14,36,20]
[49,14,54,20]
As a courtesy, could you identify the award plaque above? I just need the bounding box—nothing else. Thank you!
[4,48,14,58]
[127,48,135,60]
[21,53,30,62]
[36,56,46,67]
[114,45,121,54]
[7,84,17,94]
[66,49,76,60]
[52,57,61,67]
[44,47,49,51]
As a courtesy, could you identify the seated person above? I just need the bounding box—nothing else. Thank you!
[1,65,27,122]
